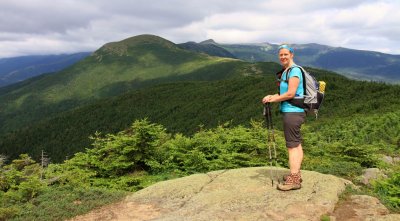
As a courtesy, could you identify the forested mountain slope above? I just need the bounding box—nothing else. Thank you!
[0,35,244,134]
[1,65,399,162]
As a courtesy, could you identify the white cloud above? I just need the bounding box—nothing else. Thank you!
[0,0,399,57]
[0,1,99,34]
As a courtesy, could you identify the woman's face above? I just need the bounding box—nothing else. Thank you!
[279,48,293,67]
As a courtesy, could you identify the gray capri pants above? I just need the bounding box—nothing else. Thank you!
[283,112,306,148]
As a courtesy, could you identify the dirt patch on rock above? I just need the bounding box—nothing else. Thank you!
[68,201,163,221]
[329,195,400,221]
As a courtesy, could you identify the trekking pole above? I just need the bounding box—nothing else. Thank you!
[263,103,279,187]
[268,103,279,186]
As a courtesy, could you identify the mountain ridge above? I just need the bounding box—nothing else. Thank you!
[178,40,236,59]
[219,42,400,81]
[0,52,91,87]
[1,37,398,87]
[181,39,399,81]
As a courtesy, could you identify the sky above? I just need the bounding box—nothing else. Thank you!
[0,0,399,58]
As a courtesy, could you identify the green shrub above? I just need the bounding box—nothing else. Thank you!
[85,119,170,176]
[0,206,20,220]
[373,172,400,211]
[0,154,46,204]
[12,186,126,221]
[303,157,362,178]
[45,162,97,188]
[161,121,286,173]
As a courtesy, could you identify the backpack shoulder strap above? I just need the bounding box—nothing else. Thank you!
[282,67,295,83]
[285,66,306,94]
[275,69,285,81]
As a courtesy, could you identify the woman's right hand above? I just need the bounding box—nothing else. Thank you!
[262,95,274,104]
[262,94,280,103]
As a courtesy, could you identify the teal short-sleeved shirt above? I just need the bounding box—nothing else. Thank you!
[280,66,305,113]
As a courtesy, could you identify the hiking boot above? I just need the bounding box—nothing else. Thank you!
[277,172,302,191]
[283,173,303,183]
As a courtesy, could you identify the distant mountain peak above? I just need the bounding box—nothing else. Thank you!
[178,40,236,59]
[200,39,218,45]
[119,34,175,46]
[93,34,178,59]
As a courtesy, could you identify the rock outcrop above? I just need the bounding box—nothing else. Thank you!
[70,167,399,221]
[357,168,387,185]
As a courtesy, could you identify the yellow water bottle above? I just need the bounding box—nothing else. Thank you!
[319,81,326,93]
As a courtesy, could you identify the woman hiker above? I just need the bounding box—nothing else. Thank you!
[262,44,305,191]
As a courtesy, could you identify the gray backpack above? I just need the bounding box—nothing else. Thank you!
[277,65,326,118]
